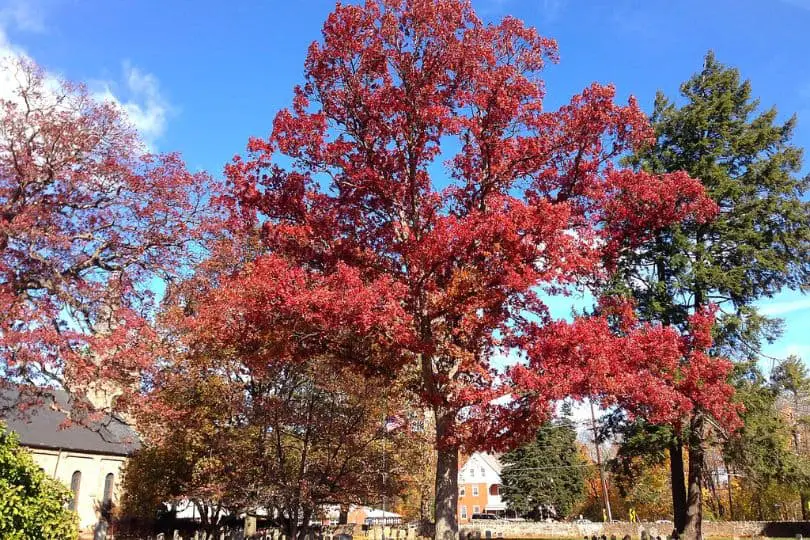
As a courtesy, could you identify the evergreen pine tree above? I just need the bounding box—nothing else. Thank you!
[615,51,810,538]
[500,420,585,520]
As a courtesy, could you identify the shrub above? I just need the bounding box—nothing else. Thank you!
[0,423,78,539]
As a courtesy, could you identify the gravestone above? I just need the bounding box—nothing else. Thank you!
[245,516,257,537]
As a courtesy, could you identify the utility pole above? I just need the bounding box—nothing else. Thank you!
[381,401,389,540]
[725,466,734,520]
[590,399,613,522]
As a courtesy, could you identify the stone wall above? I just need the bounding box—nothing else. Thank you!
[460,520,810,539]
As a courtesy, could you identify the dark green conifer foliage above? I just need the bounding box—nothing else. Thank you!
[615,51,809,535]
[500,420,585,519]
[622,50,808,355]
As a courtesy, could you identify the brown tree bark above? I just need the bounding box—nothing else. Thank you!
[434,412,459,540]
[683,414,705,540]
[670,438,688,533]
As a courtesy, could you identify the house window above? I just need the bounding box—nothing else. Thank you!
[461,505,468,519]
[472,486,479,496]
[69,471,81,512]
[102,473,115,506]
[469,467,474,477]
[490,484,500,496]
[480,467,485,477]
[473,506,480,514]
[459,487,465,497]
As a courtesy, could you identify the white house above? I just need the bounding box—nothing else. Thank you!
[457,452,505,523]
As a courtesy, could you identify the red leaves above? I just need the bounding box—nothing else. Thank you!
[599,169,718,262]
[508,302,739,436]
[0,58,216,400]
[214,0,736,452]
[183,255,413,377]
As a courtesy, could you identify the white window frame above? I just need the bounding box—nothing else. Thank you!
[473,506,480,514]
[461,506,468,519]
[460,486,465,497]
[472,486,479,496]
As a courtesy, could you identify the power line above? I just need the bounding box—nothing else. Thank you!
[501,464,597,471]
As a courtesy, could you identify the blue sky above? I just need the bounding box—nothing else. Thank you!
[2,0,808,369]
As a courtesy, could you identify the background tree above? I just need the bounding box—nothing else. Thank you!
[575,443,626,523]
[620,460,674,521]
[722,360,807,520]
[769,355,810,517]
[616,51,809,538]
[220,2,727,539]
[500,419,585,519]
[388,410,437,524]
[0,423,78,539]
[121,375,239,539]
[133,261,422,540]
[609,421,675,521]
[0,58,213,410]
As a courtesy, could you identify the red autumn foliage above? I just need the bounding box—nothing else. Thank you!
[154,0,737,535]
[221,0,727,447]
[0,58,214,402]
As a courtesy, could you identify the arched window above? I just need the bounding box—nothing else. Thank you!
[102,473,114,506]
[68,471,81,511]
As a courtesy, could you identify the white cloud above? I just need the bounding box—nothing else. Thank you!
[0,0,48,34]
[92,62,172,148]
[0,5,172,149]
[758,297,810,317]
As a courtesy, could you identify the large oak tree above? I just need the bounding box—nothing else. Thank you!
[214,2,737,539]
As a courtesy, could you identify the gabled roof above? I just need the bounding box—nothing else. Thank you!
[478,452,503,475]
[0,387,140,457]
[460,451,503,476]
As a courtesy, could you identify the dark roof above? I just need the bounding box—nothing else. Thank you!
[0,388,140,456]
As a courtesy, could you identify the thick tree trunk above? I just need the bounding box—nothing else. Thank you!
[300,508,313,540]
[683,415,705,540]
[669,438,688,533]
[339,504,349,525]
[286,508,299,540]
[434,413,459,540]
